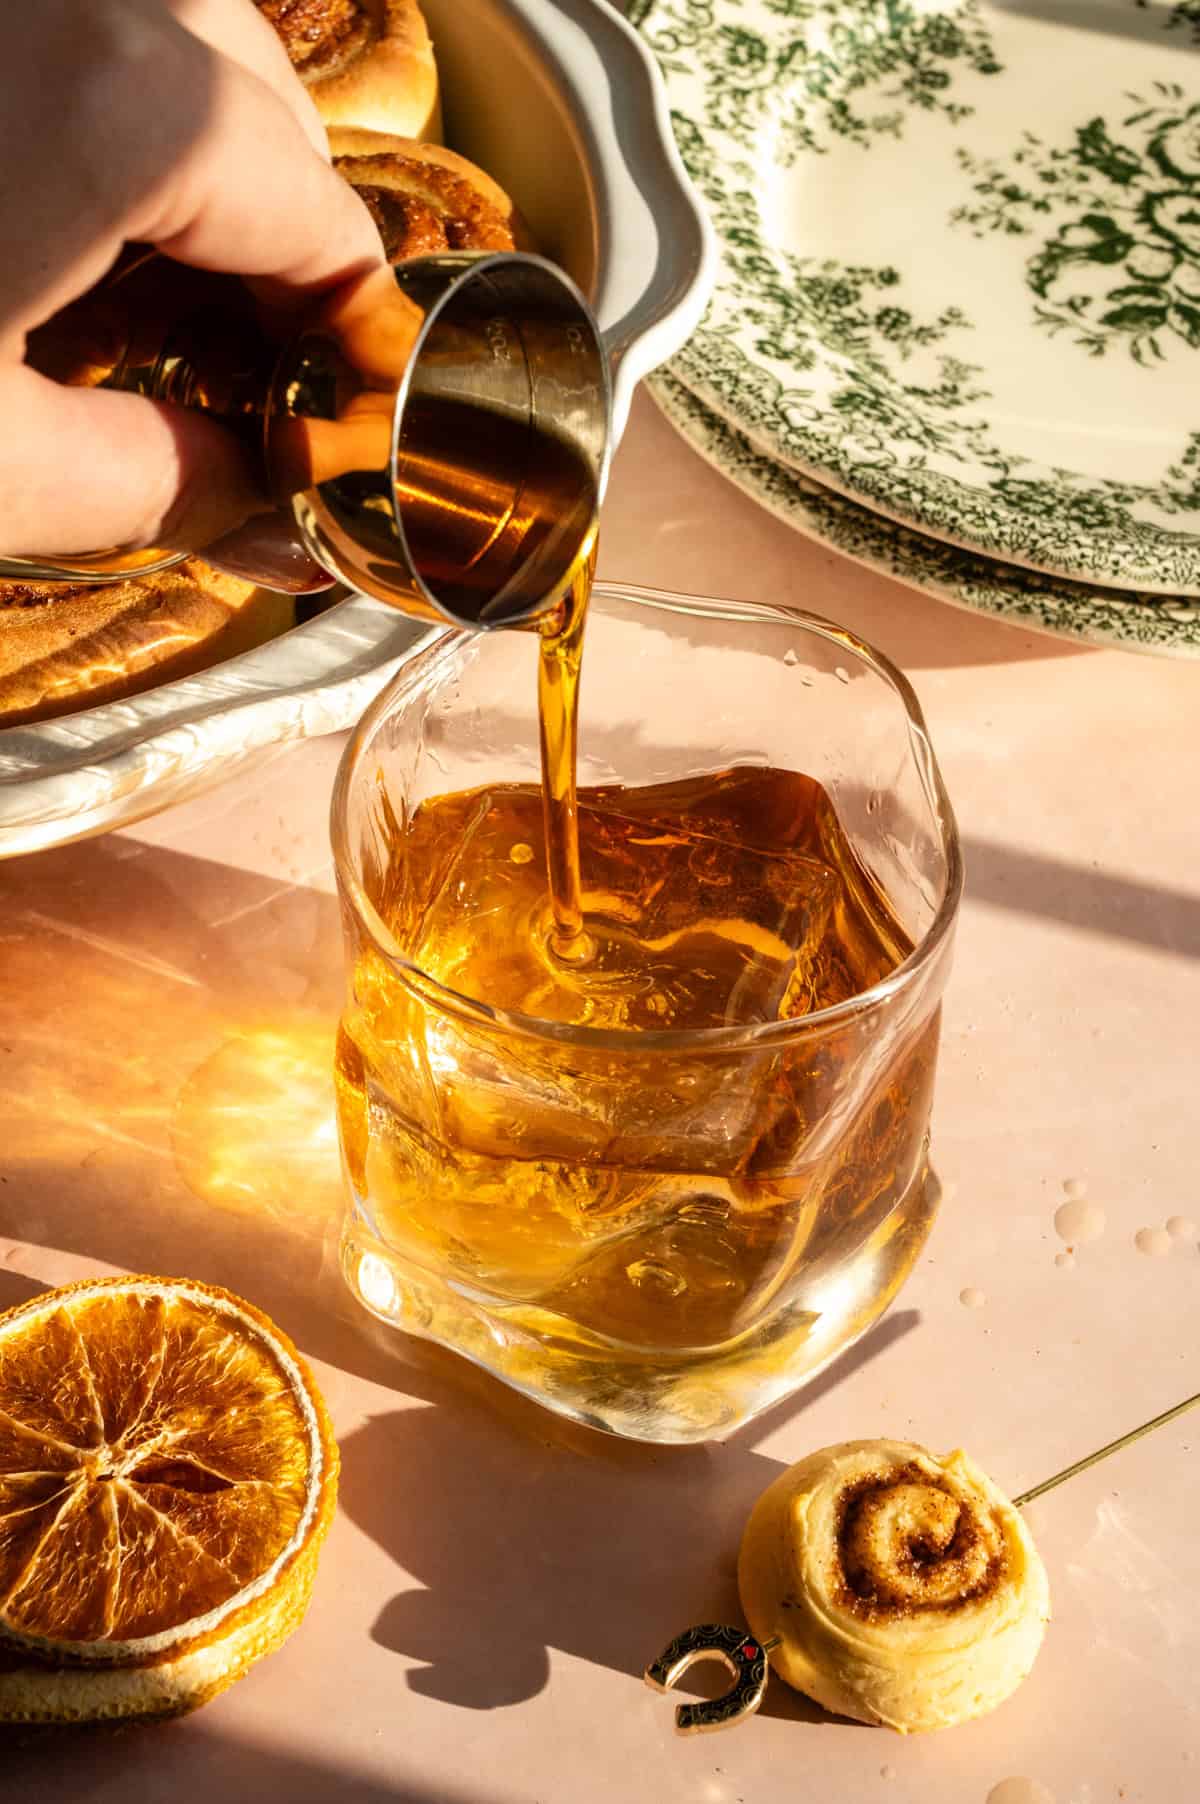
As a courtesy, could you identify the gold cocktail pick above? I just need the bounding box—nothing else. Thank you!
[644,1390,1200,1735]
[1010,1388,1199,1506]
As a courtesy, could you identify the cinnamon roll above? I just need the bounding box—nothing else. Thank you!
[738,1440,1050,1733]
[0,561,293,727]
[331,129,528,259]
[256,0,441,140]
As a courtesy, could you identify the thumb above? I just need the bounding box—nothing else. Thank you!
[0,363,268,559]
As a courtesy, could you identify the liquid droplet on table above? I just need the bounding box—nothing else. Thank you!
[1054,1250,1074,1270]
[986,1781,1055,1804]
[1167,1215,1196,1240]
[880,1765,897,1781]
[1054,1198,1106,1245]
[959,1286,987,1309]
[1062,1177,1087,1199]
[1135,1226,1172,1258]
[783,647,799,666]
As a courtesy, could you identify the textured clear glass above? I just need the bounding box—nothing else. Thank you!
[331,584,961,1442]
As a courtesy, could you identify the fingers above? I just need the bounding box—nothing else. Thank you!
[161,0,330,160]
[0,1,389,562]
[115,6,385,304]
[1,1,383,339]
[0,364,267,559]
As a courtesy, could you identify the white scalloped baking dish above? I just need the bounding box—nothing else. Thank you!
[0,0,715,856]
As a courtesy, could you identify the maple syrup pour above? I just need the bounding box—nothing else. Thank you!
[536,531,596,959]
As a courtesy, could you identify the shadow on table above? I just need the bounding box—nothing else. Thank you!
[0,1271,51,1312]
[340,1309,919,1717]
[0,1721,483,1801]
[962,836,1200,959]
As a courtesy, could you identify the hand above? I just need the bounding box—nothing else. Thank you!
[0,0,386,567]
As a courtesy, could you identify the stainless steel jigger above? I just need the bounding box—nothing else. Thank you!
[7,250,611,630]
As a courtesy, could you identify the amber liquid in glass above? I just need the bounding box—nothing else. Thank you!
[336,552,938,1396]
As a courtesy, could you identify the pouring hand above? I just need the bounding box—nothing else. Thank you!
[0,0,386,566]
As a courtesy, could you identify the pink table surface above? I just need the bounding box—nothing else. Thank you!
[0,390,1197,1804]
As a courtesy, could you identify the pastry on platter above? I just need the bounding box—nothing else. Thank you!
[256,0,442,140]
[738,1439,1050,1733]
[0,560,294,728]
[331,128,529,258]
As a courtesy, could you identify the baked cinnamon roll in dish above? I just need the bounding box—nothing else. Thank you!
[256,0,441,140]
[0,561,293,727]
[331,129,527,258]
[738,1440,1050,1733]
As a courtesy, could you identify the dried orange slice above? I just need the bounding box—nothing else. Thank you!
[0,1276,337,1722]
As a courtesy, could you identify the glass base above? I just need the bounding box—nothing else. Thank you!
[341,1162,941,1444]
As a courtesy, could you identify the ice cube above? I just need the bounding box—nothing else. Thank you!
[408,787,839,1033]
[369,782,847,1182]
[569,799,839,1030]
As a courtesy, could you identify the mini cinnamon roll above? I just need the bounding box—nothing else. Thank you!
[330,129,529,260]
[738,1439,1049,1732]
[256,0,442,140]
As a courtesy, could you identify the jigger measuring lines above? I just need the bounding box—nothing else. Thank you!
[645,1389,1200,1735]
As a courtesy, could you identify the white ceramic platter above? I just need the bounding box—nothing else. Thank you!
[649,369,1200,655]
[0,0,714,857]
[633,0,1200,592]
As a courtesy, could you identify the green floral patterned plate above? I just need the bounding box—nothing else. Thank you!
[648,369,1200,655]
[631,0,1200,593]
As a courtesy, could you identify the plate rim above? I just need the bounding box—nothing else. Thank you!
[648,368,1200,658]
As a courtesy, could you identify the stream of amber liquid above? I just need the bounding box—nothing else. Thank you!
[535,530,597,957]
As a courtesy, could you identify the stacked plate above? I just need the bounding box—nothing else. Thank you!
[630,0,1200,655]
